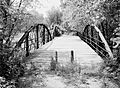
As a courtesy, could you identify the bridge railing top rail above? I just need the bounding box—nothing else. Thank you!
[11,24,53,57]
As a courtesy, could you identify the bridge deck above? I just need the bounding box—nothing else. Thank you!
[25,35,103,67]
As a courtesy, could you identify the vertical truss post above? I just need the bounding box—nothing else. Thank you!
[96,32,99,54]
[47,32,49,42]
[26,33,29,57]
[89,27,91,45]
[86,27,89,43]
[36,25,39,49]
[43,27,45,45]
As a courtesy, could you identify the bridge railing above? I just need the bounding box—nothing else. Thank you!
[11,23,65,58]
[12,24,52,57]
[73,25,110,60]
[76,32,109,60]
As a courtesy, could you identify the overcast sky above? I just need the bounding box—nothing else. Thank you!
[35,0,61,17]
[13,0,61,17]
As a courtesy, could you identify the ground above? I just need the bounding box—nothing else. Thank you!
[20,35,108,88]
[13,34,118,88]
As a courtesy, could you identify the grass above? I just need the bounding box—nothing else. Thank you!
[17,57,119,88]
[49,60,119,88]
[17,61,47,88]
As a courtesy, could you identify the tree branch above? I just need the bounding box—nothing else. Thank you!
[18,0,23,8]
[10,0,16,6]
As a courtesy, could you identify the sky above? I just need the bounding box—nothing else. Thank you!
[13,0,61,17]
[35,0,61,17]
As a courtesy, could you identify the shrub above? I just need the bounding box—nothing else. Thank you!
[0,45,26,88]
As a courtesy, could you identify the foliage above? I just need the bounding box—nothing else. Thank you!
[98,0,120,46]
[93,0,120,87]
[0,45,25,87]
[0,0,43,44]
[97,1,120,86]
[0,0,43,87]
[22,10,44,30]
[61,0,105,32]
[46,8,63,26]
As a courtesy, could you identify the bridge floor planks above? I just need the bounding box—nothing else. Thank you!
[24,35,103,68]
